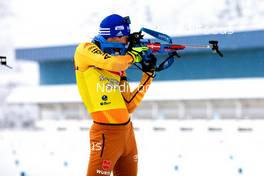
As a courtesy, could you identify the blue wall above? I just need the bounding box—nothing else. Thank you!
[126,48,264,81]
[37,48,264,84]
[15,30,264,85]
[39,60,75,85]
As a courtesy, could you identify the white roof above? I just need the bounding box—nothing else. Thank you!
[6,78,264,104]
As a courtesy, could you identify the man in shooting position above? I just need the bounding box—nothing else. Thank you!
[74,14,156,176]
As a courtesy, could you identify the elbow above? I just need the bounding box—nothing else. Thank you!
[126,102,138,114]
[127,107,136,114]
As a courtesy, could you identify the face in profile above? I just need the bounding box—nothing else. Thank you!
[107,36,129,45]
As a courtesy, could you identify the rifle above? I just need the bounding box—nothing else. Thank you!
[0,56,12,69]
[128,27,223,72]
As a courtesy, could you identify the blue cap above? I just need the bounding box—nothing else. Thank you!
[99,14,131,39]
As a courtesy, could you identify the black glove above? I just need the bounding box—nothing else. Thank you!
[140,53,157,73]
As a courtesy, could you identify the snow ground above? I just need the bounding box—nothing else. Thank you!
[1,119,264,176]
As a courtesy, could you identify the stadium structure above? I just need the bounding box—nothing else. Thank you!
[1,30,264,176]
[8,30,264,121]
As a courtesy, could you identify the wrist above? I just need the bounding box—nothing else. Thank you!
[144,71,155,78]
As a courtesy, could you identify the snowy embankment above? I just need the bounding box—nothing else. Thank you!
[1,119,264,176]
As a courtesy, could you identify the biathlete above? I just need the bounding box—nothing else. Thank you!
[74,14,156,176]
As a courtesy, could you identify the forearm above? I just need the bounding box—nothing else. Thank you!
[122,72,154,113]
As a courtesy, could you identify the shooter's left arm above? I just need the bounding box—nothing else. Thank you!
[121,72,154,113]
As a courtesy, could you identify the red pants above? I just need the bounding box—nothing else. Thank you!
[87,121,138,176]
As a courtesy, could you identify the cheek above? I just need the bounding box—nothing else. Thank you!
[122,38,128,44]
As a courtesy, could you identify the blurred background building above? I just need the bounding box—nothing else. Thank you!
[1,0,264,128]
[5,30,264,124]
[1,0,264,176]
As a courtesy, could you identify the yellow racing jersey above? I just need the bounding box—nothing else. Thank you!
[74,42,154,124]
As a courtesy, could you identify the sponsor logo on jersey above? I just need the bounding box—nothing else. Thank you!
[90,48,111,59]
[100,102,111,106]
[102,95,108,101]
[102,160,112,171]
[91,142,102,151]
[100,95,111,105]
[99,75,120,91]
[96,169,111,175]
